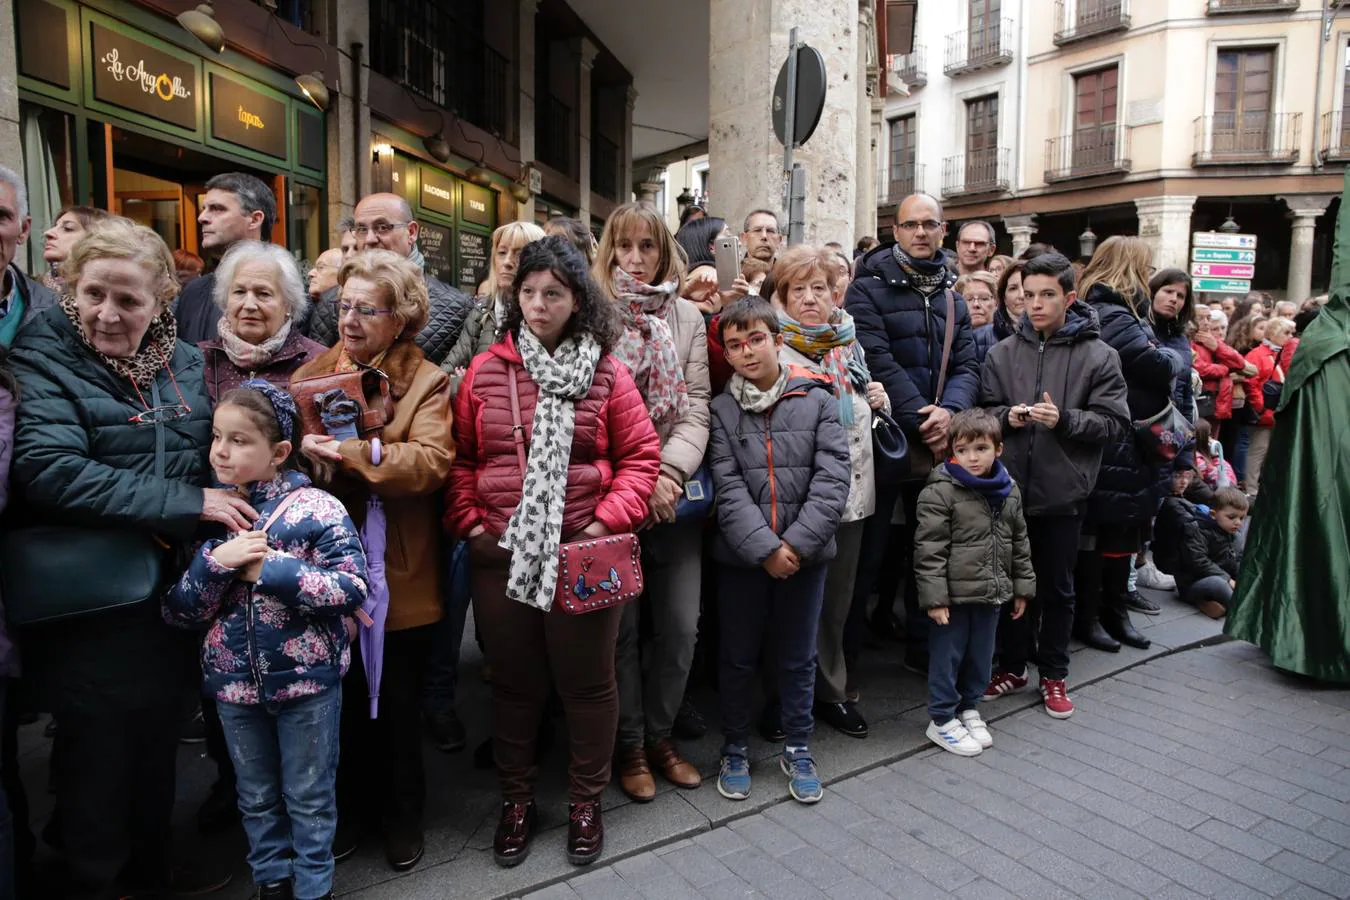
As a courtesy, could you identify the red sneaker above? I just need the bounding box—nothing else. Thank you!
[984,669,1028,698]
[1040,678,1074,719]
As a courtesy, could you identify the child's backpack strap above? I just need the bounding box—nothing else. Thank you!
[259,490,305,533]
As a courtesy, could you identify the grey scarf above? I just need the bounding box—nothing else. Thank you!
[729,363,790,413]
[407,243,426,272]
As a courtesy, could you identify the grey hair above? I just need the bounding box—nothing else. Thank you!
[336,216,355,235]
[0,165,28,219]
[211,240,309,322]
[205,172,276,241]
[742,208,781,234]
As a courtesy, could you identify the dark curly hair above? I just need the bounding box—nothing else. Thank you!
[501,235,623,352]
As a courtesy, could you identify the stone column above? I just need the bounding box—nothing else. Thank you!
[516,0,540,220]
[634,167,665,208]
[326,0,372,233]
[0,0,21,188]
[1134,194,1197,271]
[575,37,599,225]
[1002,214,1038,258]
[1277,194,1334,302]
[709,0,858,248]
[854,0,877,241]
[623,86,638,206]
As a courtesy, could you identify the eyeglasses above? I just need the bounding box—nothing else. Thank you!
[352,222,409,237]
[957,239,990,250]
[747,226,780,237]
[897,220,944,233]
[723,332,773,356]
[129,404,192,425]
[338,302,396,319]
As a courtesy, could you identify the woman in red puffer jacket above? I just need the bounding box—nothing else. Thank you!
[446,236,659,869]
[1191,308,1255,427]
[1241,317,1295,498]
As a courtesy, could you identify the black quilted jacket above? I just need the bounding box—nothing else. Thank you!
[305,273,472,365]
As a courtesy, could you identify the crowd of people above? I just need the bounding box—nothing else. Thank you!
[0,161,1329,900]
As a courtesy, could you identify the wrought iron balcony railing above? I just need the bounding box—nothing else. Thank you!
[1053,0,1130,46]
[1192,112,1300,165]
[942,148,1011,198]
[944,19,1014,77]
[1045,124,1132,181]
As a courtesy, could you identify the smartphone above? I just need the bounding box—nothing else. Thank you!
[714,236,742,292]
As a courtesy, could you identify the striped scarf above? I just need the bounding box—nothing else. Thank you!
[777,309,870,426]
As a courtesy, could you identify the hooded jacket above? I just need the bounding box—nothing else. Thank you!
[708,370,851,567]
[844,244,978,438]
[979,302,1130,516]
[914,463,1036,609]
[445,331,661,541]
[1153,312,1196,420]
[1152,495,1241,592]
[164,470,368,705]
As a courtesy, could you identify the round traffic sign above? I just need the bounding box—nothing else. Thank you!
[772,44,827,148]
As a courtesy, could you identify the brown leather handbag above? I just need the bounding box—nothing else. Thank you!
[505,363,644,615]
[290,365,393,440]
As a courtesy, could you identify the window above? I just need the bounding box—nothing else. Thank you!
[970,0,1001,56]
[1214,47,1274,153]
[886,0,917,56]
[965,94,999,186]
[1073,65,1118,169]
[889,115,917,195]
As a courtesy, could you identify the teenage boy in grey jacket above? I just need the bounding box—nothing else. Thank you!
[708,297,850,805]
[978,252,1130,719]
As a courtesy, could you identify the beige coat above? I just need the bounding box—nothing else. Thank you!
[656,297,711,482]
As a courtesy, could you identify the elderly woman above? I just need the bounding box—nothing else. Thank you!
[39,205,109,294]
[957,270,1000,363]
[594,203,711,802]
[8,217,250,898]
[199,240,325,403]
[448,236,659,868]
[770,245,886,739]
[291,249,453,872]
[442,221,547,376]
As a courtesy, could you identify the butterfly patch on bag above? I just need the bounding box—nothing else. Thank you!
[572,567,623,601]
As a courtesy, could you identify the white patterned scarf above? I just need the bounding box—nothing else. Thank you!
[729,363,790,413]
[608,267,688,430]
[499,327,603,610]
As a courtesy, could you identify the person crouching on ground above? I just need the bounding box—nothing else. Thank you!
[915,409,1035,756]
[708,297,850,805]
[1153,483,1247,619]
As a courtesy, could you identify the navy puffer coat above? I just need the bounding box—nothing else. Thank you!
[844,244,979,438]
[1083,284,1186,526]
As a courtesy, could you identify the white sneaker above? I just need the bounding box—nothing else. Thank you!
[926,719,983,757]
[1136,559,1176,591]
[959,710,993,749]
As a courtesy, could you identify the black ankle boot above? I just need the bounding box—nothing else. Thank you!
[255,880,293,900]
[1075,619,1121,652]
[1100,601,1151,649]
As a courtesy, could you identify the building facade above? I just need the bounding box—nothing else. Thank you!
[878,0,1347,301]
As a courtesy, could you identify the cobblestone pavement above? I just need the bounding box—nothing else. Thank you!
[524,641,1350,900]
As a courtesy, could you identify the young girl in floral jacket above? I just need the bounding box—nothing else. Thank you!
[165,381,367,900]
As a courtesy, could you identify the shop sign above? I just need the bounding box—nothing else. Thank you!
[461,183,493,227]
[211,74,288,160]
[1189,263,1254,280]
[17,0,70,89]
[1192,231,1257,250]
[421,167,457,217]
[92,23,197,130]
[458,230,489,294]
[1193,277,1253,294]
[419,222,454,285]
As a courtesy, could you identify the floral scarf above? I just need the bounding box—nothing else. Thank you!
[729,363,790,414]
[60,293,177,388]
[217,316,294,369]
[499,328,602,611]
[778,308,870,426]
[609,267,688,430]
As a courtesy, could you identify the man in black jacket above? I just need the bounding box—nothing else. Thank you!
[0,165,58,347]
[845,192,979,671]
[304,192,471,364]
[175,172,276,345]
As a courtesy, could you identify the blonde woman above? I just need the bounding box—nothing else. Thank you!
[1076,236,1187,655]
[594,203,711,801]
[442,220,547,376]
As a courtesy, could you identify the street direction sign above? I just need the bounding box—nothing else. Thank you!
[1193,231,1257,249]
[1191,248,1256,264]
[1193,277,1253,293]
[1190,263,1255,279]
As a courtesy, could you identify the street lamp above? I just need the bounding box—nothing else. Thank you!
[1219,213,1241,234]
[1079,221,1098,259]
[177,3,224,53]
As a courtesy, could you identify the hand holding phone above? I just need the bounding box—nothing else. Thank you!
[714,236,743,292]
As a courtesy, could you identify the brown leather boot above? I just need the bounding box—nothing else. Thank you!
[646,737,702,789]
[566,800,604,866]
[615,744,656,802]
[492,800,537,868]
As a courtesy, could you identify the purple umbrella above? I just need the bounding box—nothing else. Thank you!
[358,495,389,719]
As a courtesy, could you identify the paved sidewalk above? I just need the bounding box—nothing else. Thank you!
[527,641,1350,900]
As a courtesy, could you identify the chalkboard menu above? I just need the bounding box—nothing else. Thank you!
[420,222,453,285]
[458,230,489,294]
[91,23,198,130]
[211,73,288,160]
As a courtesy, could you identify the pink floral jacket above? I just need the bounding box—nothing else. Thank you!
[164,470,368,705]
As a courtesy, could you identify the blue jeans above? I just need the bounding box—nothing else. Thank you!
[1185,575,1234,611]
[928,605,1000,724]
[218,689,342,900]
[422,539,473,715]
[1233,425,1252,482]
[0,681,13,900]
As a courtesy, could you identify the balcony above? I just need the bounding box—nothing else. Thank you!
[1045,124,1132,182]
[1192,112,1301,166]
[876,163,926,207]
[887,47,927,91]
[942,148,1011,198]
[1205,0,1299,13]
[1321,111,1350,163]
[1053,0,1130,46]
[944,19,1014,77]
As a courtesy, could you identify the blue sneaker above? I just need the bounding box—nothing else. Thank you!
[717,753,752,800]
[780,749,823,804]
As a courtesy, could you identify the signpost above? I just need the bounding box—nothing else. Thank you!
[772,28,826,246]
[1191,231,1258,295]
